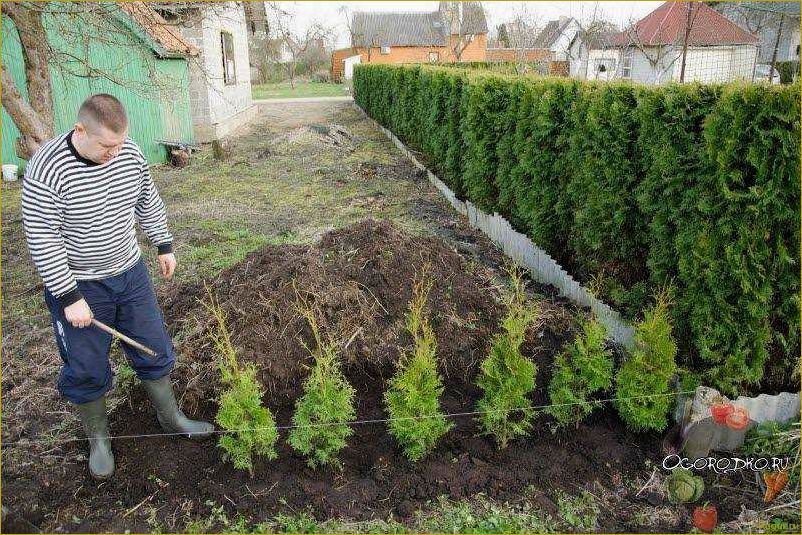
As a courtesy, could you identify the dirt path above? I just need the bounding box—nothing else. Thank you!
[1,101,768,534]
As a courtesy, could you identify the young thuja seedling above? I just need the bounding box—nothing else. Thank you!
[546,315,613,429]
[204,286,278,476]
[475,265,539,448]
[287,290,356,470]
[384,265,453,461]
[614,286,678,432]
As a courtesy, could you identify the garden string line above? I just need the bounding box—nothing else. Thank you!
[5,390,697,447]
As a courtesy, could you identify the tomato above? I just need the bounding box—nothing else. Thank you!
[724,406,750,431]
[693,504,718,532]
[709,403,734,424]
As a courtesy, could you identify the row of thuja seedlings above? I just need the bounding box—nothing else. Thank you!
[204,265,678,474]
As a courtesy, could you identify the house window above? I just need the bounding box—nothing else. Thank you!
[594,57,617,79]
[221,31,236,85]
[381,45,391,55]
[621,49,633,79]
[796,44,800,56]
[428,51,440,62]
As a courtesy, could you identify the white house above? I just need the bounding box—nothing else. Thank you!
[532,16,581,62]
[567,24,619,79]
[584,2,759,84]
[156,2,256,142]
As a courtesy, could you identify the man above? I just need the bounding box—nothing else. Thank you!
[21,94,213,480]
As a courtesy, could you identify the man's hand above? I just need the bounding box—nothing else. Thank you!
[158,252,177,280]
[65,298,93,328]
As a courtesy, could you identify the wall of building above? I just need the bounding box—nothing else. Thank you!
[550,21,580,61]
[1,10,194,167]
[627,46,678,84]
[181,2,254,141]
[568,39,587,78]
[485,47,552,63]
[674,45,758,83]
[586,48,621,81]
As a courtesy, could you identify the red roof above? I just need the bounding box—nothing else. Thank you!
[612,2,758,47]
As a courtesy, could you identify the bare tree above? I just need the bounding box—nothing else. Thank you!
[440,1,486,62]
[266,2,332,88]
[1,2,54,158]
[505,3,543,72]
[342,7,391,63]
[563,3,620,80]
[338,5,359,56]
[619,8,692,84]
[677,2,702,82]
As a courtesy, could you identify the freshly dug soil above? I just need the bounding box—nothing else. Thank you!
[162,219,575,413]
[3,220,754,533]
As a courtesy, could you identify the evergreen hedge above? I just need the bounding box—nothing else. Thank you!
[353,64,800,395]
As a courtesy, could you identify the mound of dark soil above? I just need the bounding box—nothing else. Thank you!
[163,219,574,413]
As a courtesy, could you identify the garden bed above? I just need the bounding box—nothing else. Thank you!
[6,220,769,533]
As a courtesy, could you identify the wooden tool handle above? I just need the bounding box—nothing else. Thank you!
[91,319,158,358]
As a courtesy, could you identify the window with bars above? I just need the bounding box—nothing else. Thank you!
[428,51,440,62]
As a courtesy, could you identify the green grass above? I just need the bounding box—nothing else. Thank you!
[252,81,348,100]
[180,489,601,534]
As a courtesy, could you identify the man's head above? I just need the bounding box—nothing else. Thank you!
[73,94,129,164]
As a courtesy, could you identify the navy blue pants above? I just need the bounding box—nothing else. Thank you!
[45,259,175,404]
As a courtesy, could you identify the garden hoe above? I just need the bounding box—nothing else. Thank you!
[91,318,157,357]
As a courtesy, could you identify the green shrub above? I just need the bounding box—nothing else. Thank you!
[287,297,356,470]
[475,267,539,448]
[546,317,613,428]
[614,290,678,432]
[679,83,800,394]
[505,77,579,256]
[461,72,511,212]
[566,82,647,283]
[204,287,278,475]
[384,269,453,461]
[353,64,801,395]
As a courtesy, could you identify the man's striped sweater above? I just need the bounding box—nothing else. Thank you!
[21,130,173,307]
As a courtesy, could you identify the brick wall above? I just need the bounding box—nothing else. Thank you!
[485,48,553,63]
[331,34,488,81]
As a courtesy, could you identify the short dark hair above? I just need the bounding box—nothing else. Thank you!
[77,94,128,133]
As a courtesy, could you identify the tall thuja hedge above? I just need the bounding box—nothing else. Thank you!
[442,71,468,197]
[678,83,800,393]
[635,83,723,360]
[353,65,801,394]
[566,82,648,286]
[506,78,579,256]
[461,72,513,212]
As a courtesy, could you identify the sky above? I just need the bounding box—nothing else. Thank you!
[272,1,665,48]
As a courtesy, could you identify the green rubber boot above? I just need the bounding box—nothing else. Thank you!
[142,375,214,439]
[75,396,115,480]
